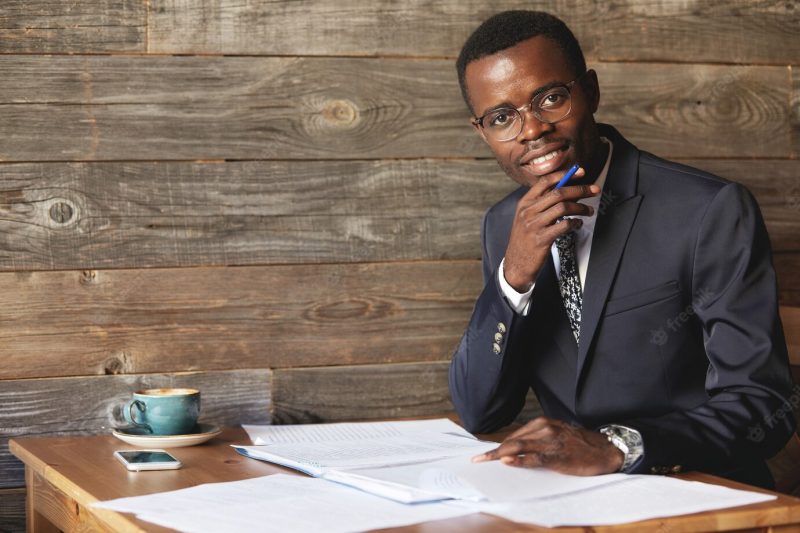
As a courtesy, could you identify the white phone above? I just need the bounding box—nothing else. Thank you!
[114,449,182,471]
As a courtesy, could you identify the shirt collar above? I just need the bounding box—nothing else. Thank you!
[586,136,613,205]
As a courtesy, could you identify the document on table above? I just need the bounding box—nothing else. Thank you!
[469,474,776,527]
[233,432,498,503]
[92,469,778,531]
[234,417,776,523]
[348,454,629,503]
[242,418,473,445]
[92,474,477,533]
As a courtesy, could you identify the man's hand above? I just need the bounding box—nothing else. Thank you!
[503,168,601,292]
[472,417,624,476]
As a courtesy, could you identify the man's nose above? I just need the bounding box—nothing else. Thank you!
[515,108,554,142]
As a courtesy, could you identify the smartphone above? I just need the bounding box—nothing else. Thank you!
[114,449,182,471]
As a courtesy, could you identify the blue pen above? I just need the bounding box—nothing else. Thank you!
[554,163,580,189]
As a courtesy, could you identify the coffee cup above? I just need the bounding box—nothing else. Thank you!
[123,388,200,435]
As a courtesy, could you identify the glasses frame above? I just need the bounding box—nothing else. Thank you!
[472,71,587,142]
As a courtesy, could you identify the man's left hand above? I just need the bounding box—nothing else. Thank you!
[472,416,624,475]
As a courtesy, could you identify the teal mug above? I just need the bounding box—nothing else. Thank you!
[123,388,200,435]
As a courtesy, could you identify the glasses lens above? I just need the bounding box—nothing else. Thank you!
[483,109,522,142]
[534,87,571,123]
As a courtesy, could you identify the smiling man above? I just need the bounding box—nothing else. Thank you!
[448,11,795,488]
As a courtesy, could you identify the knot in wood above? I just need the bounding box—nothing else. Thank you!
[80,270,97,285]
[104,357,124,375]
[103,351,129,374]
[322,99,358,126]
[305,297,394,323]
[49,201,74,224]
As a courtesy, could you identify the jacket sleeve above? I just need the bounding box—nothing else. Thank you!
[619,183,796,474]
[449,208,533,433]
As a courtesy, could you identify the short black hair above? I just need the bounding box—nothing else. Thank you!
[456,11,587,114]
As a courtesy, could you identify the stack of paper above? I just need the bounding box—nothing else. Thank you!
[93,419,778,532]
[234,418,499,502]
[93,474,476,533]
[470,475,776,527]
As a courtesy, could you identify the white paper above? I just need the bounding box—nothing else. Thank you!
[234,432,495,472]
[93,474,476,533]
[350,455,629,503]
[474,475,776,527]
[341,458,487,502]
[242,418,472,445]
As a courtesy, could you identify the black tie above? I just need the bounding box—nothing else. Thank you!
[555,231,582,342]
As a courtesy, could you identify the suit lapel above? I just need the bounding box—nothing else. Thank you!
[575,125,643,389]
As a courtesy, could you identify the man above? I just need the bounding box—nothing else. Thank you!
[448,10,795,489]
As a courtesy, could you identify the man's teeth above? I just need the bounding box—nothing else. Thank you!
[532,149,562,165]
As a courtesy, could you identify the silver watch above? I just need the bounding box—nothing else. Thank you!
[599,424,644,472]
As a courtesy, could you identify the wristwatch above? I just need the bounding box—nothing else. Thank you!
[599,424,644,472]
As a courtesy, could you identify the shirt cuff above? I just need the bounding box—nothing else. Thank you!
[498,258,534,316]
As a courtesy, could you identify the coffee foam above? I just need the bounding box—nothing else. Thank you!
[136,388,199,396]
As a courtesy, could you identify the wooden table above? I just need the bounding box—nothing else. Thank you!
[10,427,800,532]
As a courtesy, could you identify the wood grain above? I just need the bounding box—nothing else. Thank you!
[0,158,794,272]
[146,0,799,65]
[0,1,144,54]
[0,488,25,533]
[781,306,800,367]
[0,56,790,160]
[272,362,454,424]
[0,261,483,381]
[273,361,544,425]
[26,469,110,533]
[0,55,473,161]
[792,65,799,159]
[595,63,790,159]
[146,0,591,57]
[11,429,800,532]
[768,433,800,497]
[595,0,800,65]
[775,254,800,307]
[0,159,514,271]
[0,370,271,488]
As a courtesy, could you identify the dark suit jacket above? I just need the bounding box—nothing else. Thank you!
[449,124,796,489]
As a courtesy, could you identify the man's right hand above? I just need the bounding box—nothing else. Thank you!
[502,168,601,291]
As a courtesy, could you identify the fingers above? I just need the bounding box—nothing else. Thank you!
[506,417,552,440]
[501,453,544,468]
[472,439,551,467]
[472,437,529,462]
[527,165,598,200]
[529,165,586,197]
[473,419,558,463]
[525,184,599,215]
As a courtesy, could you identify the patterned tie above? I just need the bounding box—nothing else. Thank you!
[555,230,582,342]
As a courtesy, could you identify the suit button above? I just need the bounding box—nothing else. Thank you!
[492,342,501,355]
[494,332,503,343]
[670,465,682,474]
[497,322,507,334]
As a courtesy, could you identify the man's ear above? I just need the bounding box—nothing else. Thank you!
[583,69,600,114]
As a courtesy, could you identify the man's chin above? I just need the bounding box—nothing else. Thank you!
[516,166,562,187]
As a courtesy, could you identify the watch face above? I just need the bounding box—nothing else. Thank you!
[600,425,644,471]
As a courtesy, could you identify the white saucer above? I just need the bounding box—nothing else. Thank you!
[112,422,221,448]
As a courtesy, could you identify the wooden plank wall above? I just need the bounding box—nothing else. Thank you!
[0,2,797,530]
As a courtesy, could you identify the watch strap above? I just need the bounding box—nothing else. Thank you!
[599,424,644,472]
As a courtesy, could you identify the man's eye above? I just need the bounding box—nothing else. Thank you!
[488,112,513,128]
[541,92,567,108]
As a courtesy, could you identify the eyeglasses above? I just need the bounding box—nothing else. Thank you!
[472,72,586,142]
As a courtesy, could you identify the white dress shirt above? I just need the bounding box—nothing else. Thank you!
[499,137,613,315]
